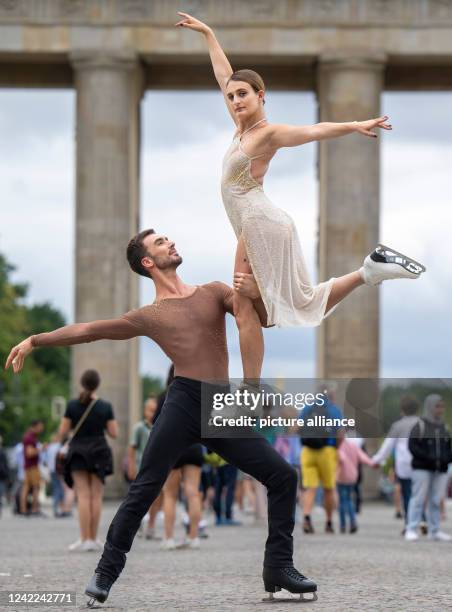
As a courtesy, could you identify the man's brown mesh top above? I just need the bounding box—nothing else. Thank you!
[31,282,234,381]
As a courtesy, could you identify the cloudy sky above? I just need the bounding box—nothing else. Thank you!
[0,88,451,382]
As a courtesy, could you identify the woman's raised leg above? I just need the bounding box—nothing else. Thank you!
[325,271,364,315]
[233,235,264,381]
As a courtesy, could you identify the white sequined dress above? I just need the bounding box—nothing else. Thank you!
[221,128,336,327]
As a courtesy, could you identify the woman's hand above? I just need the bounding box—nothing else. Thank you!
[175,11,212,35]
[354,116,392,138]
[233,272,261,299]
[5,337,34,373]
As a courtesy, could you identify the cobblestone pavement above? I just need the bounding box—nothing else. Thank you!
[1,500,452,611]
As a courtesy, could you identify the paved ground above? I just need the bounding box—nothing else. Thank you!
[1,500,452,611]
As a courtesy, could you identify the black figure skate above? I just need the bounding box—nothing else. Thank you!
[361,244,426,286]
[85,572,115,608]
[262,566,318,602]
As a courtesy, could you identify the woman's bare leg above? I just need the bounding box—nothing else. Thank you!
[162,469,181,540]
[234,235,264,381]
[243,477,256,514]
[148,492,163,529]
[89,473,104,540]
[72,471,92,541]
[182,465,202,540]
[325,271,364,314]
[20,482,30,515]
[62,481,75,513]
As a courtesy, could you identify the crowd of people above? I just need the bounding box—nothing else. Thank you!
[1,371,451,552]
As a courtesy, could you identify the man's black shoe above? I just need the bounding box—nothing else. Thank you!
[85,572,115,607]
[262,566,318,602]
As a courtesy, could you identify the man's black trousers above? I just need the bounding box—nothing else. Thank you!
[97,377,298,579]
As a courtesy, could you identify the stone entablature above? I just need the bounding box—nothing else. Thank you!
[1,0,452,27]
[1,1,452,62]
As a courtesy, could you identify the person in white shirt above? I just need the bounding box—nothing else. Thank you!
[372,396,420,525]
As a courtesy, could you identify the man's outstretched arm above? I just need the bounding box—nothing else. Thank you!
[5,317,142,374]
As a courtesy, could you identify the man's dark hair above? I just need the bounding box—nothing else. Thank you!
[127,229,156,278]
[30,419,43,427]
[400,395,419,416]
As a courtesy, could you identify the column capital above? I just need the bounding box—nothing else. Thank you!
[70,49,140,72]
[318,50,387,73]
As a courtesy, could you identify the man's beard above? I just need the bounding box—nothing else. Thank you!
[153,254,183,270]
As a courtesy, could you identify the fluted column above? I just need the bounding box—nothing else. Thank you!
[316,52,386,379]
[71,50,143,496]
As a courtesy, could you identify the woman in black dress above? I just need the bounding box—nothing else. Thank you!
[59,370,118,552]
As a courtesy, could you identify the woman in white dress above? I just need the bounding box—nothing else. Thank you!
[176,12,425,381]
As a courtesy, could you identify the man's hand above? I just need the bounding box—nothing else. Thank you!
[233,272,261,300]
[5,337,34,373]
[354,116,392,138]
[128,469,137,482]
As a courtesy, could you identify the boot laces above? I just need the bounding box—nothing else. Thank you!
[96,572,112,591]
[285,567,307,581]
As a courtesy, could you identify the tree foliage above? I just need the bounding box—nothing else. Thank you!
[0,255,69,445]
[142,374,164,400]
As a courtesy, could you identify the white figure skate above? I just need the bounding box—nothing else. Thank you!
[361,244,426,286]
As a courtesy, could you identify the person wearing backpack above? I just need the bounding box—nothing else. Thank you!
[299,384,345,534]
[405,394,452,542]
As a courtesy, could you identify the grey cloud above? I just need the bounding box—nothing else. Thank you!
[383,93,452,144]
[142,91,316,151]
[0,90,74,155]
[381,303,452,377]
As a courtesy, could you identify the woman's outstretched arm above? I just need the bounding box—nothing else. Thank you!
[268,116,392,149]
[175,12,236,124]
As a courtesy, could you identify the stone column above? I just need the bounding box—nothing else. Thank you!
[71,50,143,497]
[316,52,386,379]
[316,53,386,498]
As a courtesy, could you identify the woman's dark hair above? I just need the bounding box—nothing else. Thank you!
[227,69,266,104]
[400,394,419,416]
[79,369,100,406]
[127,229,155,278]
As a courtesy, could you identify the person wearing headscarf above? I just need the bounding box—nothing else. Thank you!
[405,394,452,541]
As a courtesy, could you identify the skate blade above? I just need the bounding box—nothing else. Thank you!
[376,244,426,274]
[86,599,114,609]
[262,591,318,603]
